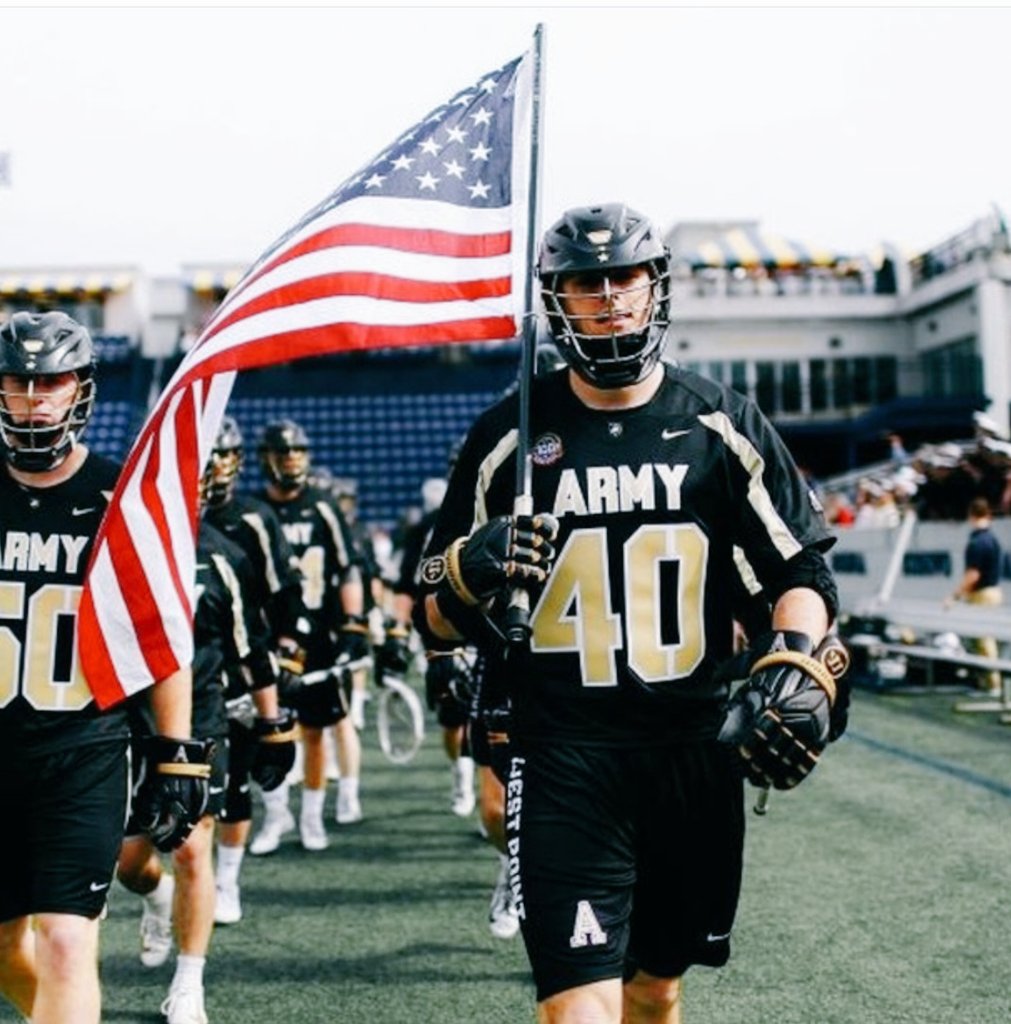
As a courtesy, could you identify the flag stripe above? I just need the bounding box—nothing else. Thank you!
[79,48,535,708]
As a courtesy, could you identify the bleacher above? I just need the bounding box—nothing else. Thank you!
[229,389,501,527]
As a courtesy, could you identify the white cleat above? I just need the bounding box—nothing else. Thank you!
[161,984,208,1024]
[299,814,330,851]
[335,793,363,825]
[139,876,174,968]
[488,868,520,940]
[248,808,296,856]
[213,883,242,926]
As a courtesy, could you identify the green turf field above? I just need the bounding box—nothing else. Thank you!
[9,684,1010,1023]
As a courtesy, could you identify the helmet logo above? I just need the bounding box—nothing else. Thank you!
[22,341,44,354]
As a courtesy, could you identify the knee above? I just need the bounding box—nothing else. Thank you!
[34,916,96,977]
[171,817,214,875]
[624,972,682,1020]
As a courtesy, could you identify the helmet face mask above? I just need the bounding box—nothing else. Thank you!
[258,419,310,492]
[539,204,671,389]
[0,312,96,472]
[201,416,244,508]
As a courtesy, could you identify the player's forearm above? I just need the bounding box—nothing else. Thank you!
[340,576,365,617]
[770,586,831,642]
[252,683,280,719]
[148,667,193,739]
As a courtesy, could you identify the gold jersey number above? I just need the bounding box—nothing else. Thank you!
[531,524,707,687]
[0,581,93,711]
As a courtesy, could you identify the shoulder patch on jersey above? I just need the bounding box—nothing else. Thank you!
[531,432,564,467]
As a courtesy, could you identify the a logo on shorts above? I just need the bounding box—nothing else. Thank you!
[531,432,563,467]
[569,900,607,948]
[89,881,110,892]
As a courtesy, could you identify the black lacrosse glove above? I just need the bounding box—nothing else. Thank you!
[718,632,851,791]
[447,514,559,604]
[334,614,372,671]
[251,708,298,791]
[424,649,473,711]
[377,621,411,676]
[132,735,215,852]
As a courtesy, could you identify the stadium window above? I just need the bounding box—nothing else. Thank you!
[852,357,872,404]
[755,361,776,413]
[781,362,802,412]
[730,360,748,397]
[832,358,852,408]
[707,361,725,384]
[874,356,898,402]
[810,359,828,411]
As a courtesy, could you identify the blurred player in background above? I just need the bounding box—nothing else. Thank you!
[253,421,369,851]
[117,510,295,1024]
[199,416,309,918]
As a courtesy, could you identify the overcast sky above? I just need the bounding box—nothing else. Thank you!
[1,5,1008,275]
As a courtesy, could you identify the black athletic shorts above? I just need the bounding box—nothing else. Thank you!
[124,734,230,836]
[505,740,744,1002]
[221,718,256,824]
[0,739,129,921]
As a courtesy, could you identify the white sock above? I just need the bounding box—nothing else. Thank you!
[301,787,326,820]
[216,844,244,888]
[145,872,174,912]
[172,954,206,990]
[261,781,290,816]
[456,755,475,789]
[338,776,359,803]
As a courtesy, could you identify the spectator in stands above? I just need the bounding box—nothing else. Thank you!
[943,497,1004,695]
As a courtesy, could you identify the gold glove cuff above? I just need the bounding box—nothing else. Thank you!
[156,762,212,779]
[445,538,480,606]
[259,728,298,744]
[749,650,838,706]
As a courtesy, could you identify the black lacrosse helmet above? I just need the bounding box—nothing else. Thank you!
[201,414,244,507]
[258,419,310,491]
[0,311,96,471]
[539,203,671,388]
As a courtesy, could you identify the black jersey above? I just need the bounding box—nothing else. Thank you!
[424,365,835,747]
[0,452,129,755]
[259,484,360,671]
[203,492,306,641]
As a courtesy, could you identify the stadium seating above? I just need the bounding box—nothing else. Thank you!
[229,389,503,527]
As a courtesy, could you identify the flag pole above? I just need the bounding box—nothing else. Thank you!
[505,22,546,649]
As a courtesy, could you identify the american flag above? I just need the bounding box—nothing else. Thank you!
[78,45,537,708]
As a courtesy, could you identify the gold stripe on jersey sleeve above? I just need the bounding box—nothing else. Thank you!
[240,511,282,594]
[315,501,351,569]
[474,428,518,530]
[698,411,803,561]
[211,552,251,660]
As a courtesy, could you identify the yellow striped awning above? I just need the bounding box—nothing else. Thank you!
[678,227,844,270]
[0,271,132,296]
[184,268,244,294]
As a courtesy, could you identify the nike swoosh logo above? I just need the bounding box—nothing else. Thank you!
[72,506,98,516]
[209,786,225,795]
[89,881,110,892]
[706,930,731,942]
[661,428,690,441]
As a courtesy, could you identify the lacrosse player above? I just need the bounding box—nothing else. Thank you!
[418,204,849,1024]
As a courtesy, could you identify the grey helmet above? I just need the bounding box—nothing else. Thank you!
[539,204,671,388]
[0,311,96,471]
